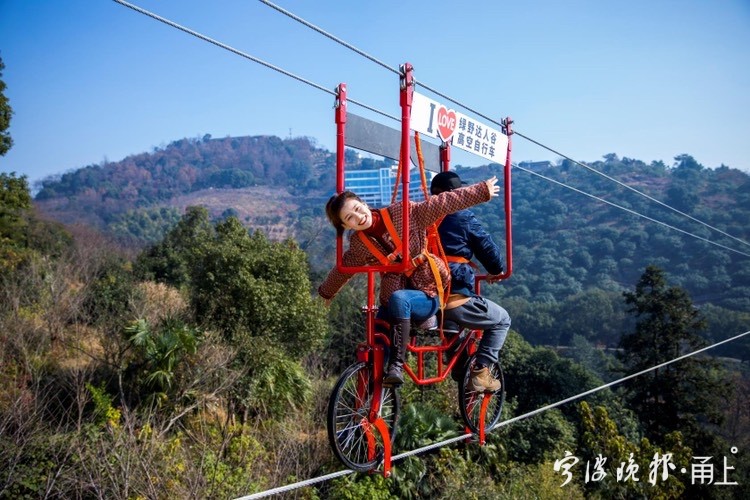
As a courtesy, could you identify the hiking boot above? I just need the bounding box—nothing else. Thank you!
[469,365,501,393]
[383,318,410,387]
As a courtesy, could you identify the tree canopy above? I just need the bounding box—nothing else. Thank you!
[618,266,731,445]
[0,55,13,156]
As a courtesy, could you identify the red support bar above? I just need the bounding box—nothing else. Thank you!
[366,270,376,346]
[335,83,347,193]
[478,395,491,445]
[333,81,412,275]
[440,142,451,173]
[372,418,392,477]
[399,63,414,266]
[497,117,513,280]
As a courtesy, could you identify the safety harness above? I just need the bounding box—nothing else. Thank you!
[356,208,446,308]
[445,255,471,265]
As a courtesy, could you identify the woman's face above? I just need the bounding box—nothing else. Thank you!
[339,198,372,231]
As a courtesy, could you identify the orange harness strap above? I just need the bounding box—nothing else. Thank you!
[446,255,471,264]
[357,231,393,267]
[425,252,445,310]
[357,209,426,277]
[380,209,402,253]
[355,208,444,306]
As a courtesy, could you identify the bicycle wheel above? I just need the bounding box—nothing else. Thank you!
[458,354,505,435]
[327,361,400,471]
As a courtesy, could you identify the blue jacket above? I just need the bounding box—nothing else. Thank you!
[437,209,504,297]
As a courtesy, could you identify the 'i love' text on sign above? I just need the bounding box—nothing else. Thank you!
[410,92,508,164]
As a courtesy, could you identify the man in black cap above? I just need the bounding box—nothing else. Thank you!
[431,171,511,392]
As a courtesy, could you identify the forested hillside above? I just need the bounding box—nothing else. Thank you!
[3,36,749,497]
[33,136,750,354]
[454,156,750,355]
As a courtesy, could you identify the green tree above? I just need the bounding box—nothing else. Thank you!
[559,289,630,346]
[618,265,731,445]
[126,317,200,399]
[0,172,33,270]
[0,172,29,211]
[577,401,692,499]
[190,217,326,353]
[189,217,327,417]
[134,206,214,287]
[108,206,182,243]
[0,55,13,156]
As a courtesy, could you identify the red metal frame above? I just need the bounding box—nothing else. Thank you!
[438,118,513,279]
[498,118,513,280]
[332,63,513,477]
[440,142,451,172]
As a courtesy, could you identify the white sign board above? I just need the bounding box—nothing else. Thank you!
[411,92,508,164]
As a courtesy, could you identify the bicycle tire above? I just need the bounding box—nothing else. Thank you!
[327,361,400,471]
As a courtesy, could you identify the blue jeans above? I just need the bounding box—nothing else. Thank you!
[380,289,439,322]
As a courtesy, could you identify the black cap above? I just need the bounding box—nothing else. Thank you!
[430,171,466,194]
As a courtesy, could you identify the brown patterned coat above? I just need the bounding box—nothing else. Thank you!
[318,181,492,307]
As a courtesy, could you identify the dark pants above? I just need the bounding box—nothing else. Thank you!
[442,296,511,367]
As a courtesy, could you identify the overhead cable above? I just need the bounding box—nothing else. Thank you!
[514,163,750,258]
[113,0,398,123]
[258,0,400,77]
[513,132,750,250]
[114,0,748,260]
[257,0,750,252]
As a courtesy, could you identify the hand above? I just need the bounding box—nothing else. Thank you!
[485,176,500,197]
[486,273,503,284]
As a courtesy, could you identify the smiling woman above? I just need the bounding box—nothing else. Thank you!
[324,191,371,233]
[318,177,499,384]
[340,197,372,231]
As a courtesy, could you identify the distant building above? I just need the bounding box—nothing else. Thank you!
[518,160,554,172]
[345,166,435,206]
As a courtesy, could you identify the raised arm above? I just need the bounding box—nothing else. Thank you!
[412,177,499,228]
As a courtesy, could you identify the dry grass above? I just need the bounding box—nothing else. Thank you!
[134,281,188,325]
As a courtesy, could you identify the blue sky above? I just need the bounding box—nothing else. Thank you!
[1,0,749,186]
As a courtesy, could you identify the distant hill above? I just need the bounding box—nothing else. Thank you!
[34,135,338,241]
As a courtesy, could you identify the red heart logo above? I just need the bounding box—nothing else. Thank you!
[437,106,456,142]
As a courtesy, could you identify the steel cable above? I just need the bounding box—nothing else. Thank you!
[514,163,750,258]
[257,0,750,252]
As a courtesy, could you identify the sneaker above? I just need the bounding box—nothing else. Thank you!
[469,366,501,393]
[416,315,437,331]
